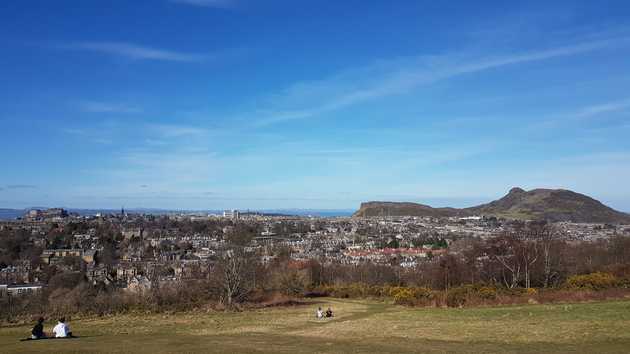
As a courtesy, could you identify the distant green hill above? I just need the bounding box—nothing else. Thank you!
[353,187,630,223]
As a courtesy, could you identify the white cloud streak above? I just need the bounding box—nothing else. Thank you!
[68,41,205,62]
[573,98,630,119]
[252,37,629,126]
[528,97,630,131]
[6,185,38,189]
[147,124,210,138]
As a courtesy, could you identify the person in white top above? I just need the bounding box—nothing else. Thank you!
[316,307,324,319]
[52,317,72,338]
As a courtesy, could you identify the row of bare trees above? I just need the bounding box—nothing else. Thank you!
[289,224,630,292]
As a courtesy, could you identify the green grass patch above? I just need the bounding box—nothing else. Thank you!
[2,299,630,353]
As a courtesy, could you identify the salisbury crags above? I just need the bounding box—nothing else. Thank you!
[353,188,630,223]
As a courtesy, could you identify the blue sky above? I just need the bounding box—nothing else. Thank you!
[1,0,630,211]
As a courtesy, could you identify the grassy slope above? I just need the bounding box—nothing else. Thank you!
[2,299,630,353]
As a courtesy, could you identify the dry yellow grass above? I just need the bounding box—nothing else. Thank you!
[2,298,630,353]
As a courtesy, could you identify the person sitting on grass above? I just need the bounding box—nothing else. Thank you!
[31,317,47,339]
[325,307,334,318]
[316,307,324,319]
[52,317,72,338]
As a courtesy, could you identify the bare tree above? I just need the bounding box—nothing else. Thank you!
[535,224,563,288]
[487,235,521,288]
[216,248,254,308]
[456,238,485,284]
[519,239,539,289]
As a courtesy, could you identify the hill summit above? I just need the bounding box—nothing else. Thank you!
[353,188,630,223]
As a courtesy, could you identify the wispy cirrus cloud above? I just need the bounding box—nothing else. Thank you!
[63,127,113,144]
[78,100,143,114]
[251,36,630,126]
[528,97,630,131]
[63,121,212,147]
[573,98,630,119]
[6,185,38,189]
[64,41,205,62]
[170,0,236,8]
[147,123,210,138]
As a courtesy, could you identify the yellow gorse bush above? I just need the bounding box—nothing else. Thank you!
[566,272,618,290]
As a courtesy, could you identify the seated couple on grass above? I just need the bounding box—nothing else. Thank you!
[315,307,334,319]
[30,317,73,340]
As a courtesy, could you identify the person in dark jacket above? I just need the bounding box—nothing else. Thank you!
[325,307,334,318]
[31,317,46,339]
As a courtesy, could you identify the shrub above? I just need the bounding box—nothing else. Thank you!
[412,287,434,299]
[392,288,415,306]
[497,287,527,297]
[446,286,470,307]
[445,285,499,307]
[618,278,630,289]
[566,272,618,290]
[411,287,435,306]
[278,270,306,297]
[478,286,498,300]
[387,286,406,298]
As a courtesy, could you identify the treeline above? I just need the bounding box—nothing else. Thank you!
[291,224,630,292]
[295,222,630,306]
[306,272,630,307]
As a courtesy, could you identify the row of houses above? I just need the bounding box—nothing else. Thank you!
[40,248,97,264]
[342,247,448,265]
[0,283,44,297]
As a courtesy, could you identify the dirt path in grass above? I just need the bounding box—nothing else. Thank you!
[285,298,397,337]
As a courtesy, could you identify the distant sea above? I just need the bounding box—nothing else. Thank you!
[259,209,354,217]
[0,209,24,221]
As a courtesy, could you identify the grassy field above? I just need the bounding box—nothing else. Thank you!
[2,298,630,353]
